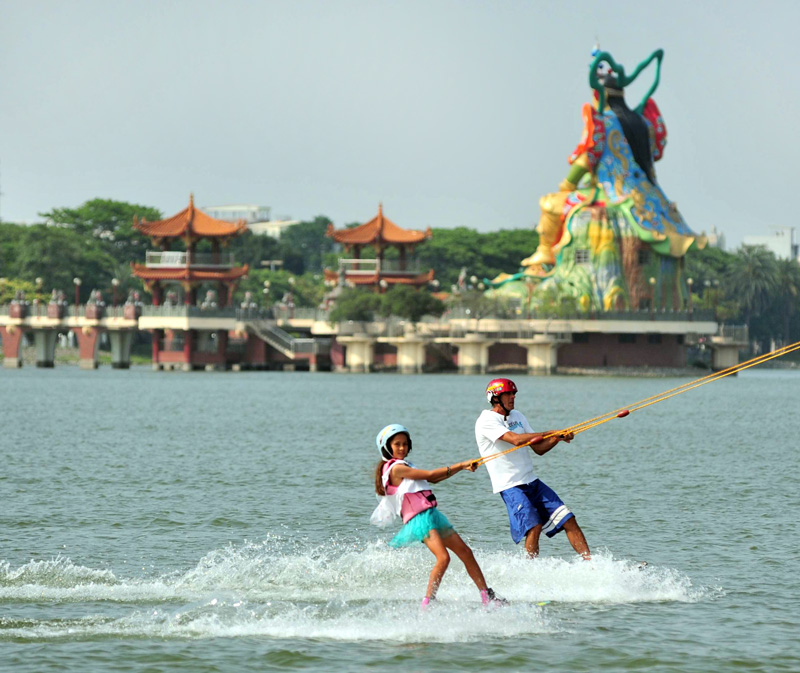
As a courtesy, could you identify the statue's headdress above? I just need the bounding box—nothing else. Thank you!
[589,48,664,113]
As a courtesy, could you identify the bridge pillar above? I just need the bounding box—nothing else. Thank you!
[109,330,134,369]
[457,335,491,374]
[73,326,101,369]
[395,337,427,374]
[34,329,58,367]
[1,325,25,368]
[711,344,740,371]
[520,337,562,375]
[339,335,375,372]
[710,335,748,372]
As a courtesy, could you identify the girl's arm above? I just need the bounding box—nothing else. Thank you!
[389,460,476,486]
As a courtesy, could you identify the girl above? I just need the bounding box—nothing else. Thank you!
[370,423,505,609]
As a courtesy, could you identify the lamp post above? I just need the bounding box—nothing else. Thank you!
[686,277,694,319]
[73,277,82,314]
[111,278,119,308]
[35,277,43,316]
[648,276,656,320]
[712,279,720,319]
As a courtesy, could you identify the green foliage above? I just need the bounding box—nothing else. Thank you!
[0,223,117,301]
[0,278,48,305]
[685,245,736,291]
[725,245,778,330]
[330,287,446,324]
[328,288,382,323]
[416,227,538,288]
[234,268,326,308]
[40,198,162,266]
[226,231,281,270]
[379,286,446,323]
[278,216,337,274]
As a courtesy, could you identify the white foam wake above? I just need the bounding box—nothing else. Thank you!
[0,537,715,642]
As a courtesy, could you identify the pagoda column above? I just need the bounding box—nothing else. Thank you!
[182,329,194,371]
[152,329,163,370]
[217,329,228,366]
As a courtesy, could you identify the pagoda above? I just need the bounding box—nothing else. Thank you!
[132,194,250,371]
[325,204,434,290]
[132,194,249,306]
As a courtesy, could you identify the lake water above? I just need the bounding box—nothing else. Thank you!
[1,367,798,672]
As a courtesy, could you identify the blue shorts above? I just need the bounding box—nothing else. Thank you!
[500,480,574,544]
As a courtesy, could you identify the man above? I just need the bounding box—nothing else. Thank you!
[474,378,591,559]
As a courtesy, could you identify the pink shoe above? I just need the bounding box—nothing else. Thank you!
[480,588,508,607]
[420,596,432,611]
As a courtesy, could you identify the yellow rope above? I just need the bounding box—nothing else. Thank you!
[471,340,800,468]
[563,341,800,436]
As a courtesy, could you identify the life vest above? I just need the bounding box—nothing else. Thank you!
[370,459,437,527]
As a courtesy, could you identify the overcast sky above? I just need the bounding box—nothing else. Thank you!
[2,0,798,249]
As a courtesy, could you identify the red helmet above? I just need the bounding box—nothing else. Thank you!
[486,378,518,403]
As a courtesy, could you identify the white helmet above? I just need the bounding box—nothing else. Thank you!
[375,424,412,460]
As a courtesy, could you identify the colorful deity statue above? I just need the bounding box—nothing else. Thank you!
[490,48,707,313]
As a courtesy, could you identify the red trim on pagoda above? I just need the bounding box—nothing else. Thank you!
[134,194,248,240]
[131,265,249,282]
[323,269,434,287]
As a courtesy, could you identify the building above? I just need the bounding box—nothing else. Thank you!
[743,226,799,260]
[201,203,299,239]
[706,225,726,251]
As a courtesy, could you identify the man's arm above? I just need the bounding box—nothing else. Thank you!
[497,430,574,456]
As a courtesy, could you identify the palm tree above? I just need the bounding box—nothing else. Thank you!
[774,258,800,344]
[725,245,778,342]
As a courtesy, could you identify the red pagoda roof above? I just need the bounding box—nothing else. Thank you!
[327,204,431,246]
[134,194,248,240]
[131,264,249,282]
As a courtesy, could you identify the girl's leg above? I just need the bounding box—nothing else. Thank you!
[422,529,450,599]
[442,532,488,592]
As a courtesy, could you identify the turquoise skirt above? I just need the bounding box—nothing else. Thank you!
[389,508,455,548]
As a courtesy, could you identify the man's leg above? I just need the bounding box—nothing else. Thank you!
[524,524,542,558]
[562,517,591,559]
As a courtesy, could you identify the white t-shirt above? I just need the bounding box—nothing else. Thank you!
[475,409,538,493]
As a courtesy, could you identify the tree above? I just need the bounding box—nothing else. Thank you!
[40,198,162,266]
[725,245,778,344]
[226,230,281,270]
[379,286,446,323]
[328,288,382,323]
[9,224,117,301]
[416,227,538,288]
[279,216,337,274]
[772,258,800,344]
